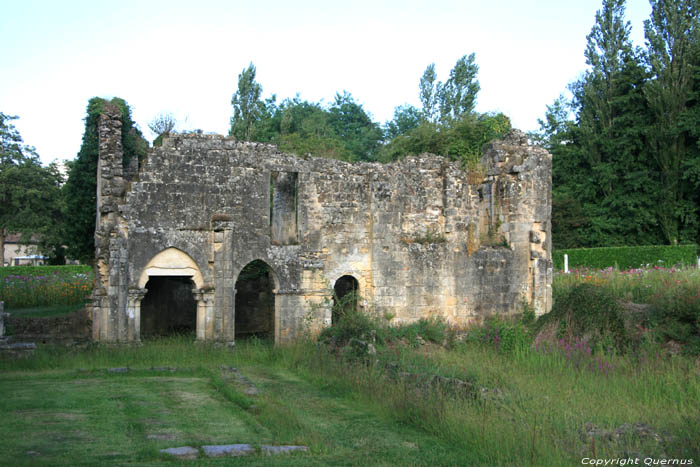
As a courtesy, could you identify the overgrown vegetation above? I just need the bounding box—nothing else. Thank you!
[554,265,700,355]
[2,303,698,464]
[1,263,699,463]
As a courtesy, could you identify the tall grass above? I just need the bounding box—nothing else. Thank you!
[2,332,698,464]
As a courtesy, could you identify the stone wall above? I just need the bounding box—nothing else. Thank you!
[6,309,91,345]
[93,104,552,343]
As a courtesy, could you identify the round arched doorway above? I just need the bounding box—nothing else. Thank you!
[332,275,359,325]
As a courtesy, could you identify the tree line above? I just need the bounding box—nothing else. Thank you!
[226,53,509,165]
[533,0,700,249]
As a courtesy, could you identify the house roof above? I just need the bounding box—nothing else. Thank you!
[4,233,41,244]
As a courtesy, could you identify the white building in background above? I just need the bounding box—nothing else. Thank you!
[3,233,45,266]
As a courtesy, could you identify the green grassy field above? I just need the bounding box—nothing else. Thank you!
[0,338,471,466]
[1,336,698,466]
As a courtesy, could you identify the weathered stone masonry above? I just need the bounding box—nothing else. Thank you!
[93,104,552,343]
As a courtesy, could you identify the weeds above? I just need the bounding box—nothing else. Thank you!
[554,266,700,355]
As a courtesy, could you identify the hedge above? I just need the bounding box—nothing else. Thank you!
[552,245,698,271]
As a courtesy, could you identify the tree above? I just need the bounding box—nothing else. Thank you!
[384,104,421,140]
[380,54,504,164]
[148,112,176,146]
[438,54,480,122]
[419,64,439,123]
[0,112,63,266]
[417,55,480,124]
[643,0,700,244]
[63,98,147,263]
[229,63,264,141]
[379,112,510,163]
[327,91,383,161]
[573,0,660,246]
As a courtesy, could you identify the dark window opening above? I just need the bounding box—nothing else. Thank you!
[333,275,359,325]
[235,260,275,340]
[270,171,298,245]
[141,276,197,338]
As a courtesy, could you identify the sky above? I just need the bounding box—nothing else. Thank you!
[1,0,653,166]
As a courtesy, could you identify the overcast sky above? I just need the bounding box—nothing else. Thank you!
[1,0,652,166]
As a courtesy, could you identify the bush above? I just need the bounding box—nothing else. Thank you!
[319,292,380,346]
[536,284,629,353]
[552,245,697,271]
[462,314,532,355]
[648,283,700,355]
[382,316,450,346]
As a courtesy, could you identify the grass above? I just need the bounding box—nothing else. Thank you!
[0,337,469,465]
[554,265,700,304]
[5,304,86,318]
[1,335,698,465]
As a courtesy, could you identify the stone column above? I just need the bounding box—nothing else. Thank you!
[126,288,147,342]
[193,289,215,341]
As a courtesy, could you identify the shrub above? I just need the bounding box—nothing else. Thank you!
[319,292,380,346]
[536,283,629,353]
[648,283,700,355]
[464,315,532,355]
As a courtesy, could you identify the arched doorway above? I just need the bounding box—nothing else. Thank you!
[333,275,359,325]
[137,248,205,340]
[234,260,275,340]
[141,276,197,337]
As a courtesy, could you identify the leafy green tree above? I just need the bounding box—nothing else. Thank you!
[417,55,480,124]
[379,112,511,163]
[0,112,63,266]
[643,0,700,244]
[381,54,505,164]
[573,0,661,246]
[537,0,670,248]
[229,63,264,141]
[327,92,384,161]
[419,64,439,123]
[63,98,147,263]
[438,54,480,123]
[384,104,421,140]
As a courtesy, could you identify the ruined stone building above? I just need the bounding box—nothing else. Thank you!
[92,105,552,344]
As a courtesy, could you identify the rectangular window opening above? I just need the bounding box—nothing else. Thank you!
[270,171,298,245]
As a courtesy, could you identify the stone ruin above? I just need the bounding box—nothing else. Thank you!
[92,104,552,344]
